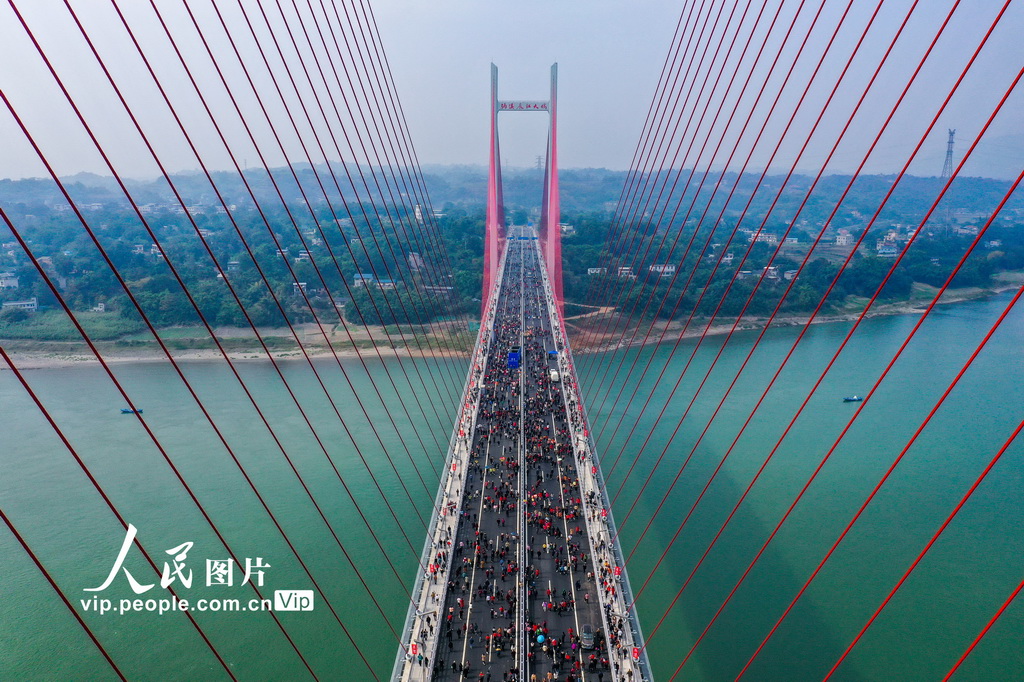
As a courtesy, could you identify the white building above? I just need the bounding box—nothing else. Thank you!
[748,232,779,245]
[649,264,676,277]
[876,236,899,257]
[2,298,37,311]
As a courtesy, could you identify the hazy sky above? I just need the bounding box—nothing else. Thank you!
[371,0,1024,178]
[371,0,684,171]
[0,0,1021,181]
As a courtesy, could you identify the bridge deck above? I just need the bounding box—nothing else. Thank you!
[397,228,649,681]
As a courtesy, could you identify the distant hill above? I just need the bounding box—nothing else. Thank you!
[1,164,1020,226]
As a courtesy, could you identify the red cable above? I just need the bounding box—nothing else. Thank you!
[577,0,801,402]
[573,0,714,356]
[152,0,443,508]
[278,0,470,391]
[202,0,465,413]
[309,0,471,362]
[611,0,929,538]
[943,577,1024,680]
[11,1,429,655]
[628,1,1006,628]
[352,0,502,374]
[740,185,1024,679]
[0,345,229,680]
[251,0,462,448]
[241,0,466,399]
[215,0,464,423]
[593,0,836,479]
[591,0,698,273]
[0,105,385,675]
[0,178,322,678]
[15,0,429,618]
[823,383,1024,679]
[575,0,724,358]
[57,0,433,556]
[657,48,1021,680]
[0,509,128,680]
[580,0,782,420]
[578,0,764,369]
[578,0,760,386]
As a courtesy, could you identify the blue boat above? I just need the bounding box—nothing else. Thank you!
[120,408,144,414]
[842,396,862,403]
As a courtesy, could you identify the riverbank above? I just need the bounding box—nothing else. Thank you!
[3,277,1020,370]
[564,276,1024,353]
[0,320,476,370]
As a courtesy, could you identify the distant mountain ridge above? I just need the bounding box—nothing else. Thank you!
[1,164,1020,226]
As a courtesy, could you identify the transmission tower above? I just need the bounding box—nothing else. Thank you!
[941,129,956,181]
[940,129,956,234]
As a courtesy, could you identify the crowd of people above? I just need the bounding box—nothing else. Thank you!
[425,242,618,681]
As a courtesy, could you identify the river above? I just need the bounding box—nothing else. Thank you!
[2,292,1022,680]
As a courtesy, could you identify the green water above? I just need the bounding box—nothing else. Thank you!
[2,293,1023,680]
[579,292,1024,681]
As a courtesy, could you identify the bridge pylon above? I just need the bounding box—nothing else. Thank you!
[483,63,563,318]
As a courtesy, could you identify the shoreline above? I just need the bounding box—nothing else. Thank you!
[566,282,1021,353]
[2,284,1018,371]
[0,344,471,371]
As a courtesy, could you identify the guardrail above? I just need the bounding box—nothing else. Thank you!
[532,235,654,681]
[392,245,511,681]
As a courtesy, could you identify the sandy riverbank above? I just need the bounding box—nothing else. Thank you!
[564,281,1023,353]
[0,320,475,371]
[0,344,473,371]
[2,281,1019,370]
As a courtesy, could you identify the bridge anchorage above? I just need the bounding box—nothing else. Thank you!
[395,66,651,682]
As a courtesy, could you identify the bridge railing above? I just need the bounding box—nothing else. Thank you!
[532,236,654,681]
[392,245,511,682]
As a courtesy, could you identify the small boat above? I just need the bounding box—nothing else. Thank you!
[842,396,863,403]
[120,408,144,414]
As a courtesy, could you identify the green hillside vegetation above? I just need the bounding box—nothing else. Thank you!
[1,165,1021,344]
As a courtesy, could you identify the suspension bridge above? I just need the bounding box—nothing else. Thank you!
[1,1,1023,681]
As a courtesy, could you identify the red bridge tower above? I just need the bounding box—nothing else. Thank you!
[483,63,563,317]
